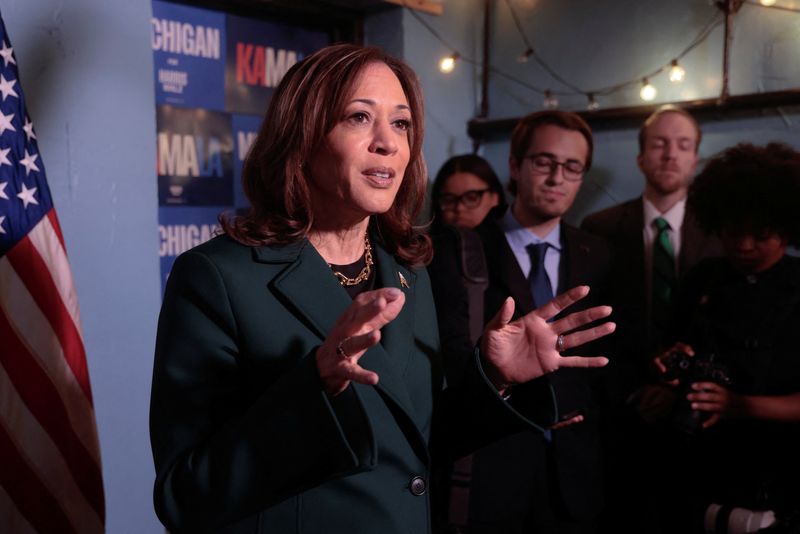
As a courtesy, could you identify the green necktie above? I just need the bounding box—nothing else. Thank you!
[652,217,676,330]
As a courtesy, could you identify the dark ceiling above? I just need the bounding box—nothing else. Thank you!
[168,0,399,42]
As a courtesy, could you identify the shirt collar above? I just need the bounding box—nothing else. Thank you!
[643,196,686,231]
[500,209,562,251]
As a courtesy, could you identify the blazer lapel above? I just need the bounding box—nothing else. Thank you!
[622,198,646,299]
[268,239,419,423]
[679,208,704,276]
[269,240,352,341]
[561,224,591,291]
[480,220,535,315]
[360,244,418,419]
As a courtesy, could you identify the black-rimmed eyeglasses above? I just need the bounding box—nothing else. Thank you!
[525,154,585,181]
[438,188,491,210]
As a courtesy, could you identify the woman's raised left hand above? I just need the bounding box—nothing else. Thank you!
[480,285,615,391]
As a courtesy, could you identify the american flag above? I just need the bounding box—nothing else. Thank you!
[0,14,104,534]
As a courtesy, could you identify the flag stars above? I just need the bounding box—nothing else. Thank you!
[0,147,10,167]
[23,117,35,141]
[19,149,39,175]
[0,74,17,101]
[0,110,15,135]
[0,40,17,67]
[0,215,5,235]
[0,42,14,67]
[17,182,38,209]
[0,181,7,199]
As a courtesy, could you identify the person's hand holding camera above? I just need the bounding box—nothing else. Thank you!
[652,342,695,386]
[686,382,745,429]
[634,342,697,422]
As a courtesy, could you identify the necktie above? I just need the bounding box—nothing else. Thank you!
[527,242,555,442]
[527,242,553,308]
[652,217,676,331]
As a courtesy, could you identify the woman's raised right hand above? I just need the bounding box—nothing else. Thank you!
[317,287,406,395]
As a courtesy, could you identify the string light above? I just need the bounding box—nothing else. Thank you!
[516,47,534,63]
[640,78,657,101]
[543,90,559,109]
[406,1,730,108]
[438,52,459,73]
[747,0,800,12]
[669,59,686,83]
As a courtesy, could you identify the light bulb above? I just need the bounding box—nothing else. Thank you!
[760,0,777,5]
[438,53,459,73]
[587,93,599,111]
[640,78,657,101]
[543,90,559,109]
[517,48,534,63]
[669,60,686,83]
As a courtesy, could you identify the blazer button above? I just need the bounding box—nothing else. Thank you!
[409,476,426,496]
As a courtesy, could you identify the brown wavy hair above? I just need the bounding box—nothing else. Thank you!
[220,43,432,266]
[507,110,593,196]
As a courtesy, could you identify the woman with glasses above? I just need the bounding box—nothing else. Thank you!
[431,154,507,231]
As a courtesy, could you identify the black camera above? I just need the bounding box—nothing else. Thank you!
[660,350,731,434]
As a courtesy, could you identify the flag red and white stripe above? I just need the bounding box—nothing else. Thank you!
[0,14,104,534]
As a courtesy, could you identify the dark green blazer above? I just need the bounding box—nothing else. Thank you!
[150,235,546,534]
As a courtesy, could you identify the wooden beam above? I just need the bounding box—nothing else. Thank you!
[383,0,443,15]
[467,88,800,139]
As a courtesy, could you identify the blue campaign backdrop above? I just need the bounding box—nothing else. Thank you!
[224,14,328,115]
[151,0,226,110]
[154,1,330,286]
[156,105,234,206]
[158,205,224,290]
[231,113,263,211]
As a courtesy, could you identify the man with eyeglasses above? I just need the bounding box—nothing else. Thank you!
[432,110,611,534]
[580,105,721,534]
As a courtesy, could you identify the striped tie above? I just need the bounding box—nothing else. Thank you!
[652,217,676,330]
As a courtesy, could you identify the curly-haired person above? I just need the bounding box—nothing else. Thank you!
[655,142,800,532]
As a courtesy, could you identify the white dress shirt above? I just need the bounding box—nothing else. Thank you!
[643,196,685,309]
[500,209,561,297]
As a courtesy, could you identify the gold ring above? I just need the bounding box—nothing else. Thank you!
[556,334,565,352]
[336,340,349,359]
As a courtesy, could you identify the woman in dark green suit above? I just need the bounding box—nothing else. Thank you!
[149,44,614,534]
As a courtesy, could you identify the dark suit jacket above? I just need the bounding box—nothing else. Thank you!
[150,234,549,534]
[430,218,611,530]
[581,196,722,396]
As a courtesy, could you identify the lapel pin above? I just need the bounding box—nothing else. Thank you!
[398,272,410,288]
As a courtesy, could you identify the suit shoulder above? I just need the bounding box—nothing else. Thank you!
[166,235,253,292]
[185,234,308,266]
[580,198,640,234]
[176,234,252,268]
[564,224,611,268]
[475,216,502,239]
[566,224,609,248]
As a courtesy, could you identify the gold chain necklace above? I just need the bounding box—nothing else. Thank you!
[330,234,373,286]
